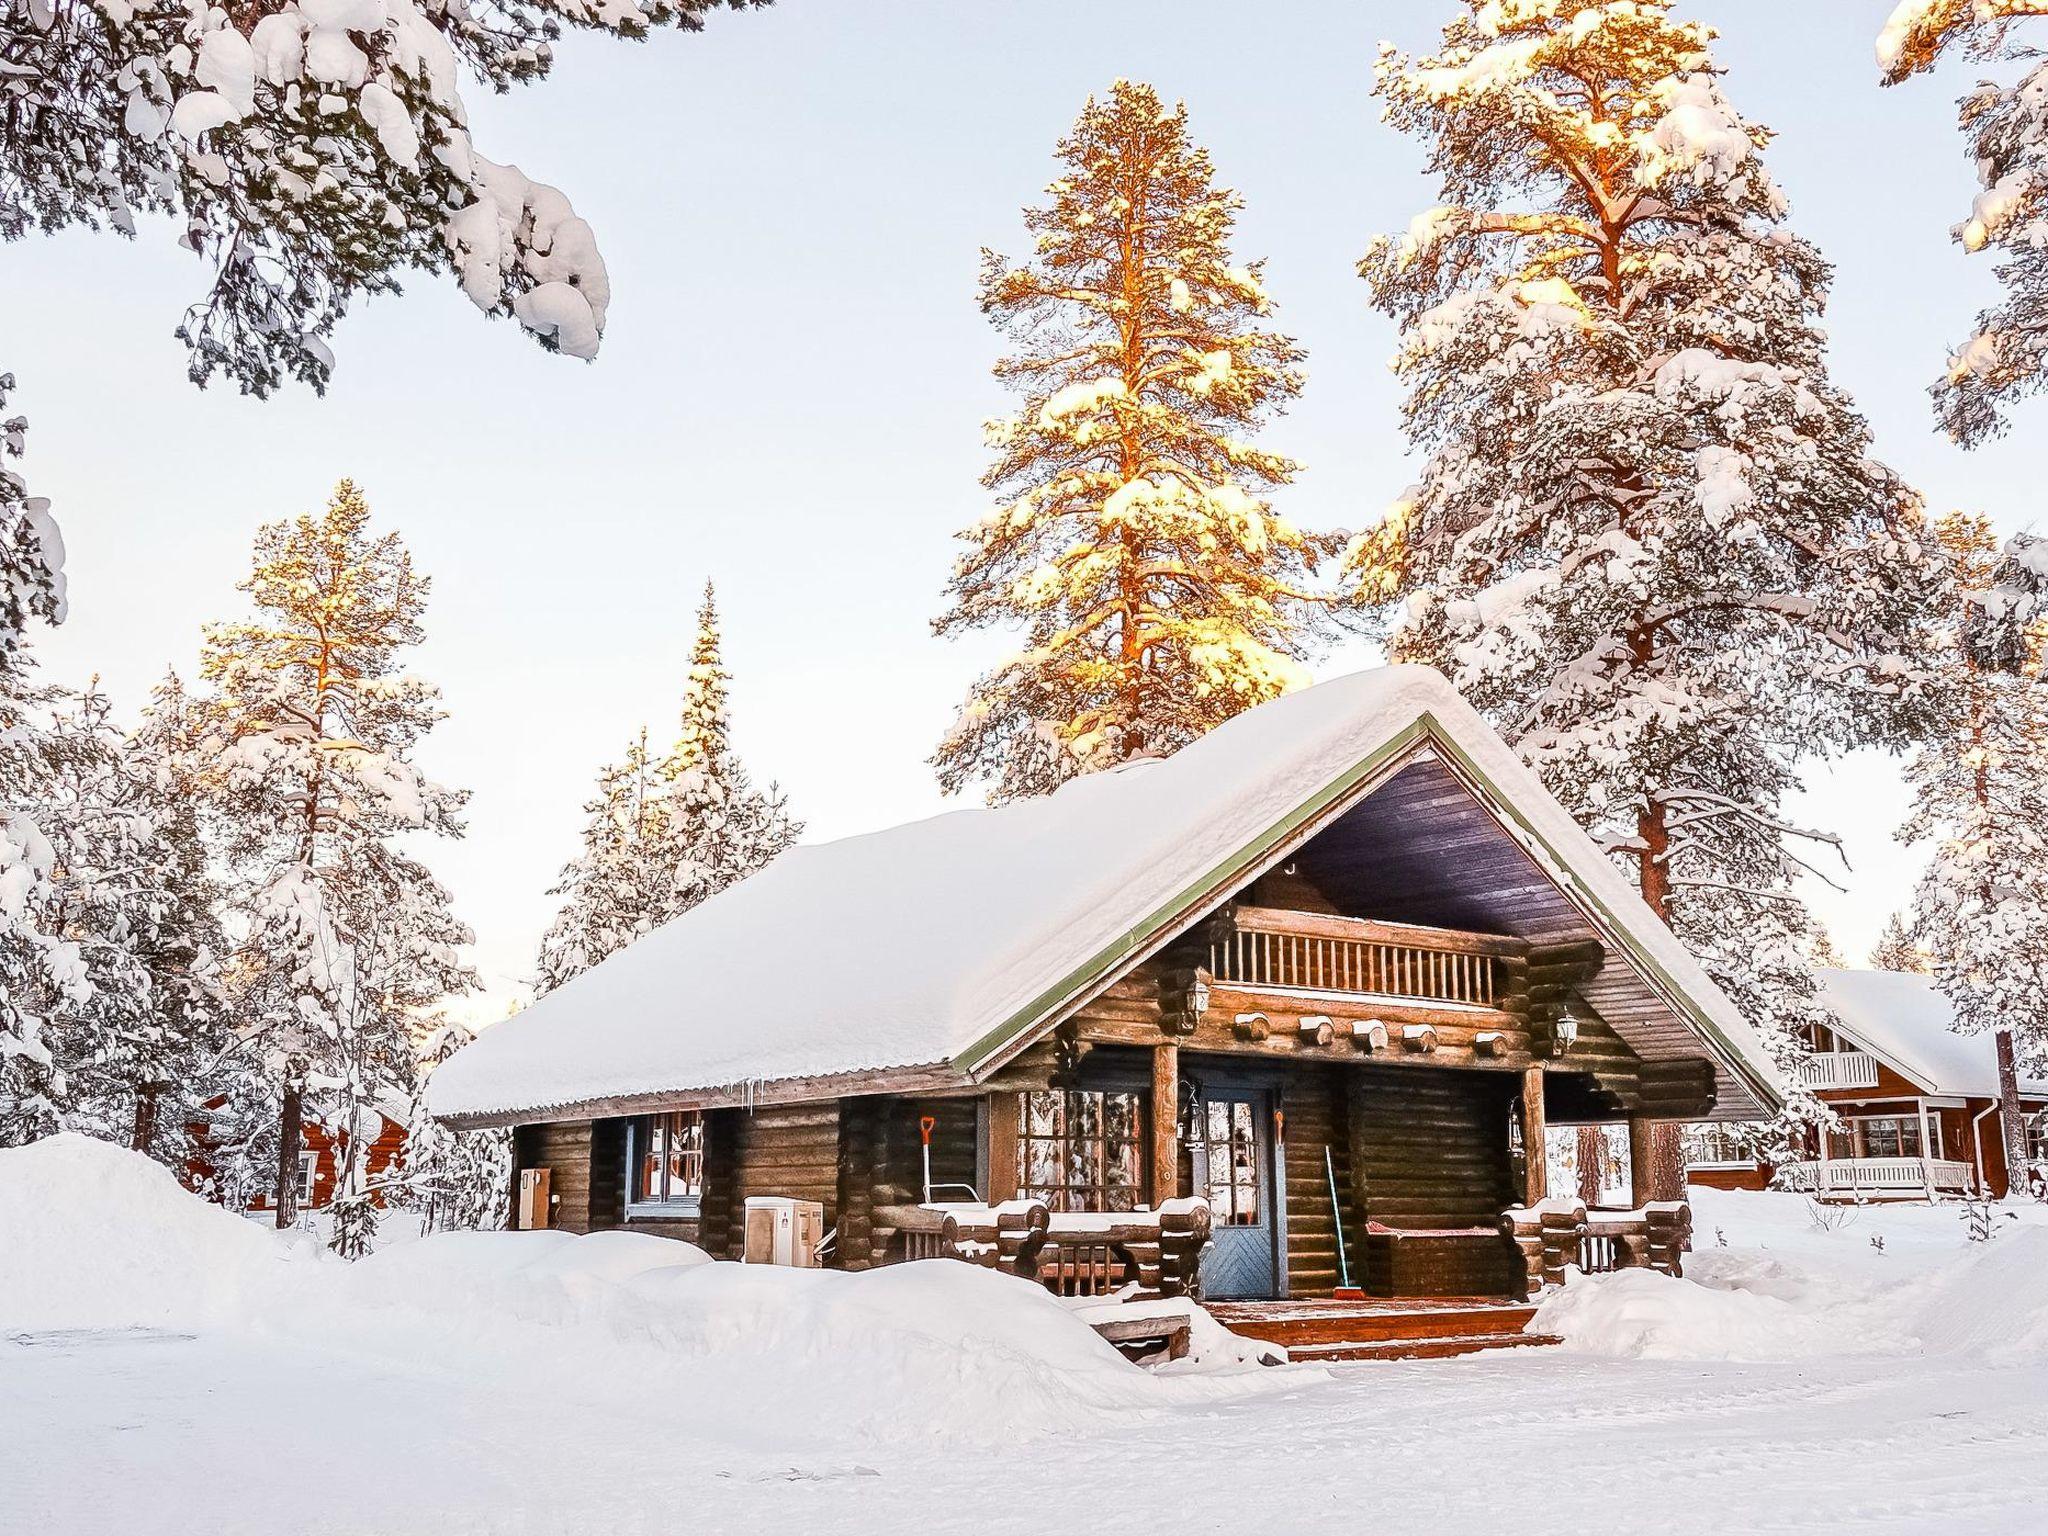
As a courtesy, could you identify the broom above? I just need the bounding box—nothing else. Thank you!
[1326,1144,1364,1300]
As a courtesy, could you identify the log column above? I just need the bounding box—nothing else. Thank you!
[1151,1043,1180,1204]
[1520,1066,1547,1208]
[1629,1118,1686,1205]
[984,1091,1019,1204]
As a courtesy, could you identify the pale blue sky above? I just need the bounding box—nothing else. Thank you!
[5,1,2035,1013]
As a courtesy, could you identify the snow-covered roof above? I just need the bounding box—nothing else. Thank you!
[429,665,1783,1127]
[1816,968,2048,1100]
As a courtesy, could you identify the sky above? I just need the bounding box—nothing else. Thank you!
[6,0,2040,1018]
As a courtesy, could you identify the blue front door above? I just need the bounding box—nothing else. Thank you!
[1196,1084,1280,1298]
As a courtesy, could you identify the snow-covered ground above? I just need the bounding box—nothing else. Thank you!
[7,1136,2048,1535]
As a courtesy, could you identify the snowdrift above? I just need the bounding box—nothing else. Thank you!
[0,1134,303,1331]
[1,1138,1284,1450]
[1534,1188,2048,1363]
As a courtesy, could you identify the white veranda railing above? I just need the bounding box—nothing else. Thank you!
[1778,1157,1976,1200]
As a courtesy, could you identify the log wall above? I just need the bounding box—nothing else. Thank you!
[511,1119,626,1234]
[1277,1065,1351,1297]
[701,1101,843,1261]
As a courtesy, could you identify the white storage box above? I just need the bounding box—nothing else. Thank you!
[742,1195,825,1267]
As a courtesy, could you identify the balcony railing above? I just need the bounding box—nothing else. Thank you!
[1777,1157,1975,1201]
[1207,905,1515,1008]
[1800,1051,1881,1090]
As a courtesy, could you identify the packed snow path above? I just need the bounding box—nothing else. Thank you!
[10,1326,2047,1534]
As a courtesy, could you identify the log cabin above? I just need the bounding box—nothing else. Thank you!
[429,667,1782,1327]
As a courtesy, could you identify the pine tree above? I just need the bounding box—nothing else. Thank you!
[933,80,1337,803]
[1879,3,2048,443]
[1901,512,2048,1197]
[1870,910,1931,973]
[537,582,797,991]
[398,1022,512,1234]
[1352,0,1941,1159]
[1,3,772,396]
[0,373,76,1125]
[195,481,475,1236]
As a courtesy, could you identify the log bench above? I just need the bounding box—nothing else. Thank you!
[1500,1198,1692,1291]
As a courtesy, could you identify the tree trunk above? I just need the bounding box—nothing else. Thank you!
[1995,1028,2035,1200]
[275,1080,304,1229]
[1576,1124,1604,1207]
[1630,1118,1685,1205]
[130,1087,160,1156]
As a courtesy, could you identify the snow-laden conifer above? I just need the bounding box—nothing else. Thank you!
[195,481,475,1234]
[537,582,797,992]
[1879,2,2048,443]
[1869,910,1931,973]
[398,1022,511,1233]
[1901,512,2048,1196]
[1,1,770,395]
[934,80,1335,803]
[1351,0,1941,1156]
[1,376,76,1134]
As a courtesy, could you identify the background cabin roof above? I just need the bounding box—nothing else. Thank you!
[1816,968,2048,1100]
[427,665,1783,1128]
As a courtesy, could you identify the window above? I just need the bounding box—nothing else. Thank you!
[1200,1099,1259,1226]
[295,1151,318,1209]
[629,1111,704,1210]
[1016,1090,1143,1213]
[1681,1122,1755,1167]
[1855,1115,1922,1159]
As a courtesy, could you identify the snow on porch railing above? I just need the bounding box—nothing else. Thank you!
[1799,1051,1881,1090]
[1208,906,1512,1007]
[1778,1158,1976,1199]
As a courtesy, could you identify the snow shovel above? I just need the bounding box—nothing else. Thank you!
[1327,1145,1364,1300]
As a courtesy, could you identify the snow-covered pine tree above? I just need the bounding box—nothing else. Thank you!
[4,677,230,1162]
[1900,511,2048,1198]
[1,2,771,396]
[0,374,78,1138]
[1352,0,1941,1164]
[1879,2,2048,443]
[933,80,1337,803]
[537,582,797,991]
[195,480,475,1236]
[1870,910,1931,973]
[398,1021,512,1234]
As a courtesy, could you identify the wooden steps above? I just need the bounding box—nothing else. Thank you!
[1208,1296,1558,1362]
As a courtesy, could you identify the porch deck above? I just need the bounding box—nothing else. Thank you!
[1209,1296,1558,1362]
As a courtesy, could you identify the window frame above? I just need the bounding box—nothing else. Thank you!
[1014,1088,1146,1214]
[625,1110,706,1217]
[295,1150,318,1209]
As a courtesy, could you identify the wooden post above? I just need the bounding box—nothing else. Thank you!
[1151,1043,1180,1204]
[1630,1118,1685,1205]
[1521,1066,1547,1208]
[984,1090,1020,1204]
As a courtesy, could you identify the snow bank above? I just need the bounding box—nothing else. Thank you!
[1537,1189,2048,1363]
[2,1139,1285,1450]
[0,1134,301,1331]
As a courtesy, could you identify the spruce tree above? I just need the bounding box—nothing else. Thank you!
[933,80,1336,803]
[1352,0,1941,1159]
[1900,511,2048,1197]
[195,481,475,1235]
[1879,3,2048,443]
[538,582,797,992]
[398,1022,512,1234]
[0,373,74,1122]
[1869,910,1931,973]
